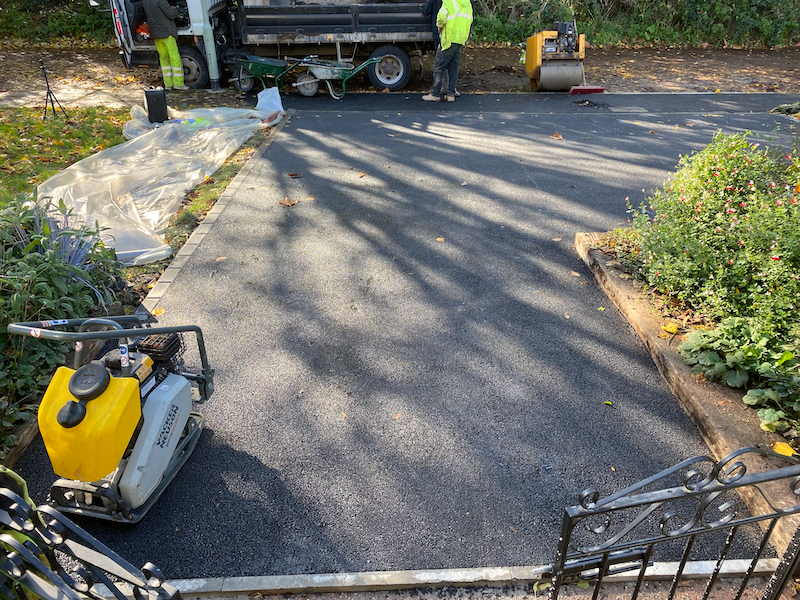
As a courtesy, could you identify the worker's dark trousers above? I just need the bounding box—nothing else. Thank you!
[430,43,462,97]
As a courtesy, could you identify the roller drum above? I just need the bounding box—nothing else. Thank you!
[532,61,583,92]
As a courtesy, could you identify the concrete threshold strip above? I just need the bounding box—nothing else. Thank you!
[95,559,779,598]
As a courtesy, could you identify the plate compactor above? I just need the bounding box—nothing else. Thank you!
[7,316,214,524]
[525,21,587,92]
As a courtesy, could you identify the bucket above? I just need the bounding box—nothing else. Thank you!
[144,86,168,123]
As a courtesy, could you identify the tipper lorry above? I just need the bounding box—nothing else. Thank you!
[98,0,437,91]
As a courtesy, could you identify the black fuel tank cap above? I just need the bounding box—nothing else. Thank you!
[68,362,111,402]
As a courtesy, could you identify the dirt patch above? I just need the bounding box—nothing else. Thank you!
[2,44,800,97]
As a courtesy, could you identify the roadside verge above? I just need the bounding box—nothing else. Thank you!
[575,232,800,556]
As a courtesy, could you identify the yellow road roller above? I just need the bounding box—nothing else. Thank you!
[525,21,585,92]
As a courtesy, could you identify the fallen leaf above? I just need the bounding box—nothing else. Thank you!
[436,237,445,242]
[461,181,468,186]
[576,582,591,590]
[552,237,562,242]
[610,466,616,471]
[551,131,564,140]
[152,307,165,316]
[598,307,605,311]
[570,271,580,277]
[509,526,517,532]
[279,198,299,206]
[386,133,400,137]
[358,172,366,178]
[662,321,680,334]
[772,441,797,457]
[795,184,800,194]
[564,313,570,319]
[340,412,346,420]
[306,196,315,201]
[216,256,227,262]
[288,173,302,178]
[604,401,612,406]
[649,129,655,134]
[394,413,402,419]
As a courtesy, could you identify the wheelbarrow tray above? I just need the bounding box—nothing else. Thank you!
[238,55,294,77]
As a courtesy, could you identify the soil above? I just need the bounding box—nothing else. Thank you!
[2,44,800,97]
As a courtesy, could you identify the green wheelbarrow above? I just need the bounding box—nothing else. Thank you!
[288,56,381,100]
[230,55,302,93]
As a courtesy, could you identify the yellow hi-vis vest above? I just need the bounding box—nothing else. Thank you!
[436,0,473,50]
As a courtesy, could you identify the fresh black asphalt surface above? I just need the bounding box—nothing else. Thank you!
[14,92,800,579]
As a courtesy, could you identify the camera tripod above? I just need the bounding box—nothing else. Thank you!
[40,58,68,120]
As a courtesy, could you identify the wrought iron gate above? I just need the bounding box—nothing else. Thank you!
[1,466,179,600]
[547,447,800,600]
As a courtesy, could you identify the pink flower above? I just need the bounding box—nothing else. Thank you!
[776,200,783,206]
[771,256,780,260]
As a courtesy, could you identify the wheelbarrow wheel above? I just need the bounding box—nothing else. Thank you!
[367,45,411,92]
[296,72,319,97]
[232,66,255,93]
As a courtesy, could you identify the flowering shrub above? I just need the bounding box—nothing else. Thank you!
[625,131,800,434]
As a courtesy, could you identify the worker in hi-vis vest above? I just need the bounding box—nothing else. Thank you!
[143,0,188,90]
[422,0,472,102]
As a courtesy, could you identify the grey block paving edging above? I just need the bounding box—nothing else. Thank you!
[99,560,780,598]
[135,110,295,318]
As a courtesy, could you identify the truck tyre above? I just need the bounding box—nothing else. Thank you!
[180,46,210,89]
[367,45,411,92]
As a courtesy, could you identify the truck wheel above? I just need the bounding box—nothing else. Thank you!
[296,72,319,96]
[367,45,411,92]
[180,46,210,89]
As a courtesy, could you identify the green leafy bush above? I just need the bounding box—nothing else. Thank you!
[0,190,124,459]
[466,0,800,47]
[623,131,800,434]
[0,0,112,43]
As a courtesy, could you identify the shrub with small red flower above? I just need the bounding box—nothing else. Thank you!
[616,131,800,435]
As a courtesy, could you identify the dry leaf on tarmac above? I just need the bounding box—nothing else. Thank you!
[279,198,299,206]
[564,313,570,319]
[570,271,580,277]
[288,173,302,178]
[551,131,564,140]
[152,307,165,316]
[358,172,367,178]
[552,237,562,242]
[436,237,445,242]
[216,256,227,262]
[394,413,402,419]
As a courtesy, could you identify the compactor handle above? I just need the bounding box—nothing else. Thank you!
[6,316,215,402]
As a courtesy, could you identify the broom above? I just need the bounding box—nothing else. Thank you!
[570,61,604,95]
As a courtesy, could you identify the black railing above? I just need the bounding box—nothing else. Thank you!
[1,467,181,600]
[548,447,800,600]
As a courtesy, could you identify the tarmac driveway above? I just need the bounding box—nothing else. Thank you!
[13,92,800,579]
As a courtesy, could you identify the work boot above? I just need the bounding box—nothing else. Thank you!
[173,85,190,91]
[422,93,440,102]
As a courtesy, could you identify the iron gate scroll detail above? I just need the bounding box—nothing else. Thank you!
[548,447,800,600]
[1,467,180,600]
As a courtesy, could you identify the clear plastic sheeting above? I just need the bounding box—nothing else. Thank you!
[37,97,284,266]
